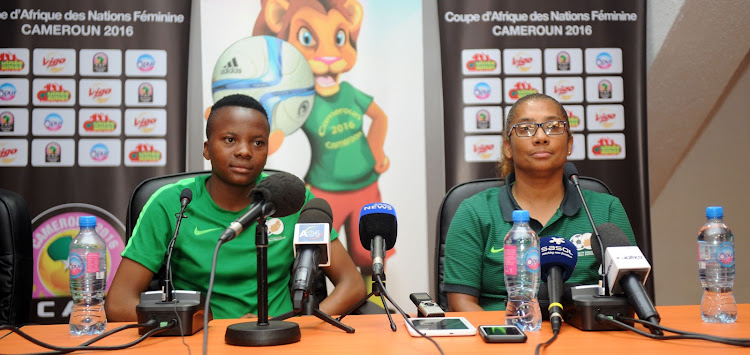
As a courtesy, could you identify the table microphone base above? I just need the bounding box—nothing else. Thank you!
[224,320,301,346]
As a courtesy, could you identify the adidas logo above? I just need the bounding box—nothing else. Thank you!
[220,57,241,74]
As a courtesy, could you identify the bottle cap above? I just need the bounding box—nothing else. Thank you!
[79,215,97,228]
[705,206,723,219]
[512,210,530,223]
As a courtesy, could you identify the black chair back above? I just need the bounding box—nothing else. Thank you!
[0,189,33,326]
[434,176,613,311]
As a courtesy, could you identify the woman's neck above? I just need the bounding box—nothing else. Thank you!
[511,169,565,226]
[205,176,255,212]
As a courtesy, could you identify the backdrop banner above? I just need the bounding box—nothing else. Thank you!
[437,1,652,293]
[200,0,427,310]
[0,0,192,324]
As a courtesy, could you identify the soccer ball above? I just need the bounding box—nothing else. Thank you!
[211,36,315,135]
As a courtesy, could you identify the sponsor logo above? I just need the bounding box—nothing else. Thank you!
[473,142,495,157]
[88,85,113,103]
[717,242,735,267]
[68,253,84,278]
[595,110,617,128]
[553,82,575,101]
[138,83,153,103]
[0,52,25,72]
[42,54,67,73]
[508,81,539,100]
[566,109,581,128]
[136,54,155,72]
[596,52,613,69]
[0,83,17,101]
[598,79,612,99]
[556,51,570,71]
[194,227,220,236]
[93,52,108,72]
[476,109,490,129]
[0,111,14,132]
[473,82,491,99]
[550,237,565,245]
[83,113,117,133]
[89,143,109,161]
[44,113,63,131]
[512,54,533,72]
[490,246,504,254]
[134,113,157,133]
[220,57,241,74]
[591,137,622,156]
[128,143,162,162]
[523,248,541,272]
[45,142,61,162]
[0,146,19,162]
[37,83,72,103]
[466,53,497,72]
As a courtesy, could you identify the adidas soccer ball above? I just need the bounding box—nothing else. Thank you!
[212,36,315,135]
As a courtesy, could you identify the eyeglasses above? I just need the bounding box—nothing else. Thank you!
[509,120,568,137]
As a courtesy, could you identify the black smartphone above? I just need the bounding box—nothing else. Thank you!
[478,325,527,343]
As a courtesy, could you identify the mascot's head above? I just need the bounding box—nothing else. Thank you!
[254,0,363,97]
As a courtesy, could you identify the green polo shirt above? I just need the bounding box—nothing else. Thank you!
[443,173,636,311]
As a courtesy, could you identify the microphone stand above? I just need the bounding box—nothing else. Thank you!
[570,174,609,296]
[274,279,355,333]
[224,212,302,346]
[337,268,398,332]
[163,206,187,302]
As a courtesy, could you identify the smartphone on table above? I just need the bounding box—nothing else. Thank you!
[478,325,527,343]
[405,317,476,337]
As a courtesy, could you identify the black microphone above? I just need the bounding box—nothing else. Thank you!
[564,162,608,295]
[163,188,192,302]
[218,172,306,243]
[290,198,332,312]
[592,223,661,334]
[540,236,578,334]
[358,203,397,277]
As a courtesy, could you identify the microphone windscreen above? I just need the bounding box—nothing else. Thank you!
[591,222,631,264]
[180,188,192,203]
[540,236,578,281]
[251,171,307,218]
[298,198,333,228]
[358,202,397,250]
[563,162,578,180]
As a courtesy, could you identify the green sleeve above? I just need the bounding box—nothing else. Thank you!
[443,200,486,291]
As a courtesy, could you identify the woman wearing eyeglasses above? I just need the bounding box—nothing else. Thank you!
[443,93,636,312]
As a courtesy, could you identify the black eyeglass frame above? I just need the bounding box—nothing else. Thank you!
[508,120,568,138]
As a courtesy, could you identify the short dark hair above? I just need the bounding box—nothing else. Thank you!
[206,94,269,138]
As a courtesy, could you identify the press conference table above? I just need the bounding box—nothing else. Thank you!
[2,305,749,354]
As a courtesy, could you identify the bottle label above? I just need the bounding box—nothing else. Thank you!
[716,242,735,267]
[86,253,100,273]
[504,246,517,276]
[523,247,541,273]
[69,253,84,279]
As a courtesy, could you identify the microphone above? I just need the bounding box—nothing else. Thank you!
[291,198,332,312]
[540,236,578,334]
[564,162,607,295]
[218,172,306,243]
[358,202,397,277]
[591,223,661,334]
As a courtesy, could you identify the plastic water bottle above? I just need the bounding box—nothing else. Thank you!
[697,206,737,323]
[69,215,108,335]
[504,210,542,331]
